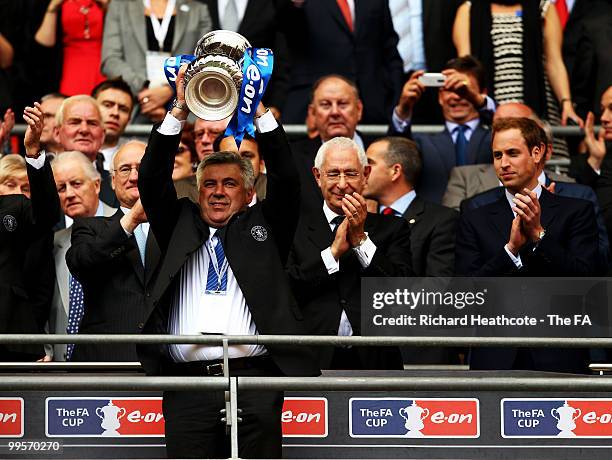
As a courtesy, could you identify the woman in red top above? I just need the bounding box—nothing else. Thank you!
[35,0,110,96]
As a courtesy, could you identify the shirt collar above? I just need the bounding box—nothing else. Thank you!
[380,190,416,215]
[504,183,543,216]
[323,201,343,225]
[445,117,480,134]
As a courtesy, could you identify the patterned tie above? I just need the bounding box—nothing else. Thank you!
[66,275,85,360]
[133,224,147,266]
[336,0,353,32]
[223,0,240,32]
[454,125,469,166]
[205,235,228,293]
[382,207,395,216]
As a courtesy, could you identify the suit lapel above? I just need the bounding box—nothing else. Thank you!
[129,0,148,56]
[434,129,456,172]
[488,196,514,242]
[54,229,72,315]
[238,0,256,35]
[144,231,161,286]
[403,196,425,223]
[467,125,486,164]
[538,189,559,229]
[307,210,335,251]
[327,0,353,38]
[172,0,188,52]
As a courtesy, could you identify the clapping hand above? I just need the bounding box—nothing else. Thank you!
[584,111,606,171]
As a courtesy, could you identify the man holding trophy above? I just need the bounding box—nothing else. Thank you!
[137,31,320,458]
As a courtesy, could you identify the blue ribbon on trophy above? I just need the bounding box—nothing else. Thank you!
[163,54,196,91]
[225,48,274,146]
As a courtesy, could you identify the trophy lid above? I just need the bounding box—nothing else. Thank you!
[194,30,251,61]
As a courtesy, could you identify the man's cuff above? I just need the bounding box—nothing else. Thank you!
[158,113,185,135]
[353,235,376,267]
[391,109,411,133]
[254,110,278,133]
[25,152,46,169]
[504,244,523,268]
[321,247,340,274]
[479,95,496,113]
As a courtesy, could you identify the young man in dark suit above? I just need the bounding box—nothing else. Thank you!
[288,136,413,370]
[137,66,319,459]
[456,117,601,373]
[66,141,161,362]
[389,56,495,203]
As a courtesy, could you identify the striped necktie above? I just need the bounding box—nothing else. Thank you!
[205,235,228,293]
[66,275,85,360]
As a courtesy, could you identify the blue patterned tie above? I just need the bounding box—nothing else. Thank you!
[455,125,469,166]
[66,275,85,360]
[133,224,147,266]
[205,235,228,293]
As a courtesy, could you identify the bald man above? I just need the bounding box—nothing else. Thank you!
[66,141,161,361]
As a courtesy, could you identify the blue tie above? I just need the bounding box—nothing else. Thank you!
[133,225,147,266]
[455,125,469,166]
[205,235,228,293]
[66,275,85,360]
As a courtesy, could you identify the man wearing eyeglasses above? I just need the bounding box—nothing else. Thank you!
[66,141,161,362]
[288,136,413,370]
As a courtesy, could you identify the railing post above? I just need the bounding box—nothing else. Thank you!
[229,377,240,459]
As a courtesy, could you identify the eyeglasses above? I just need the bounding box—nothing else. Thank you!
[194,129,223,140]
[323,170,362,182]
[113,164,140,178]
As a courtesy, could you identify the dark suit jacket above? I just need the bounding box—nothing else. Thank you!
[456,189,601,373]
[197,0,290,111]
[137,123,320,377]
[0,161,59,358]
[563,0,612,119]
[389,123,493,204]
[281,0,403,124]
[402,196,458,277]
[66,210,161,361]
[287,209,413,370]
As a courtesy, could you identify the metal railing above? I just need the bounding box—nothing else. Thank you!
[2,334,612,459]
[10,124,595,137]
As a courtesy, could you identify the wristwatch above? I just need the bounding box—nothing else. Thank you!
[171,98,189,112]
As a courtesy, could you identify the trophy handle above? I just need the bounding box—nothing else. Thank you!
[399,408,408,420]
[421,408,430,420]
[551,408,559,420]
[118,408,126,420]
[96,407,103,419]
[572,408,582,421]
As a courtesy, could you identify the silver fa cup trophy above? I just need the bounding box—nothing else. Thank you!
[183,30,251,121]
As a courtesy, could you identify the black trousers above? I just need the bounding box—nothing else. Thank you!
[163,361,284,459]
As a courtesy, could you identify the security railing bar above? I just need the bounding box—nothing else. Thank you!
[2,375,612,392]
[2,334,612,348]
[10,124,597,137]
